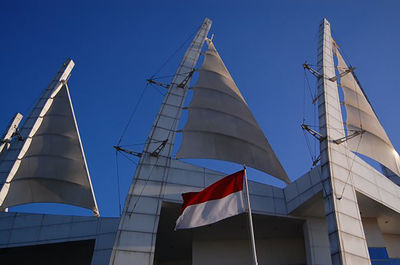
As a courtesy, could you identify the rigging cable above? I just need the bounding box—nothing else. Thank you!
[148,83,167,97]
[113,82,146,215]
[302,64,330,198]
[111,26,204,262]
[117,139,166,149]
[304,68,316,101]
[334,45,365,199]
[302,70,314,163]
[116,83,148,146]
[118,26,201,213]
[326,39,366,200]
[336,133,363,200]
[115,151,122,216]
[129,154,161,213]
[116,23,200,146]
[119,150,139,166]
[150,71,194,81]
[149,25,200,79]
[302,68,319,164]
[302,70,307,125]
[130,43,200,215]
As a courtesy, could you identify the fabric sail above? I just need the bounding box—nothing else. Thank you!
[176,40,290,184]
[0,60,99,215]
[333,45,400,177]
[175,170,245,230]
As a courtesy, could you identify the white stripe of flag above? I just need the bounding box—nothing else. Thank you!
[175,170,246,230]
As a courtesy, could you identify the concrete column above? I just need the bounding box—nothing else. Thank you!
[317,18,371,265]
[303,217,332,265]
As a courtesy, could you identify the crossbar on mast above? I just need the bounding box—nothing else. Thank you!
[303,63,323,79]
[301,123,326,142]
[147,79,170,89]
[333,129,364,144]
[328,67,356,82]
[113,146,142,157]
[109,18,212,265]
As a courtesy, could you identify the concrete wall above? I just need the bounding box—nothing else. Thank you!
[193,238,306,265]
[383,234,400,258]
[361,218,400,259]
[362,218,385,248]
[0,212,119,265]
[154,260,190,265]
[303,217,332,265]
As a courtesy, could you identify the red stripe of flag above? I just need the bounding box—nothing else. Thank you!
[180,170,244,214]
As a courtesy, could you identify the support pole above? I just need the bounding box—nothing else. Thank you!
[243,166,259,265]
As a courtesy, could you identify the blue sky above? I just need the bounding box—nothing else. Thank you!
[1,1,400,217]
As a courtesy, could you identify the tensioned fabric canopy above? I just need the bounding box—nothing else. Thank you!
[177,40,290,184]
[0,60,99,215]
[334,45,400,177]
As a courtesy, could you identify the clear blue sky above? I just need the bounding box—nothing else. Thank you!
[1,1,400,217]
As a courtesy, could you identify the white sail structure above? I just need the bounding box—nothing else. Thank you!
[0,59,99,216]
[176,40,290,183]
[333,45,400,177]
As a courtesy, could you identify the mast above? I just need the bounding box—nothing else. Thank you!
[109,18,212,265]
[0,113,23,155]
[317,18,371,264]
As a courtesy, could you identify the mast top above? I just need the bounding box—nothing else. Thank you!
[63,58,74,68]
[203,17,212,25]
[321,18,330,26]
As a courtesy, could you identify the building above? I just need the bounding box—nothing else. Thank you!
[1,18,400,265]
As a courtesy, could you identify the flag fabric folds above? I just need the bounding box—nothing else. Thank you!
[175,170,246,230]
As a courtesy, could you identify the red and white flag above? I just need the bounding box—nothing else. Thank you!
[175,170,246,230]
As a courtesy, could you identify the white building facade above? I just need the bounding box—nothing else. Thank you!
[0,18,400,265]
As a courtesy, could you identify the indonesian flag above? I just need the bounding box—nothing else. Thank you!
[175,170,246,230]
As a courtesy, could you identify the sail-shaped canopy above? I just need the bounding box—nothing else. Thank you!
[0,60,99,216]
[333,45,400,177]
[176,40,290,183]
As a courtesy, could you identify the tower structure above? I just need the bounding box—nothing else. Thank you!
[2,16,400,265]
[317,18,371,265]
[108,18,213,265]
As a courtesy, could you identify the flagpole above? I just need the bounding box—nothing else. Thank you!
[243,165,259,265]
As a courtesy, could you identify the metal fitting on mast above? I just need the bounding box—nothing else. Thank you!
[303,63,323,79]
